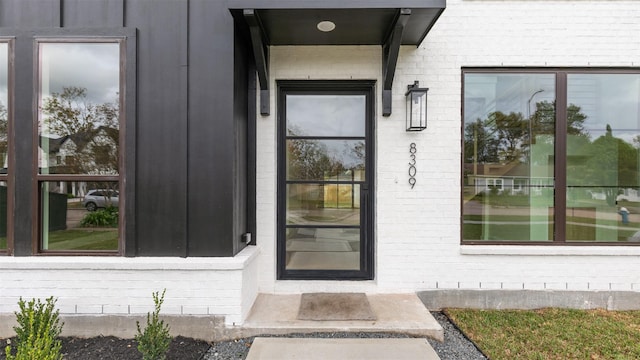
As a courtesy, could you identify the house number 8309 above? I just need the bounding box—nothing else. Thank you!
[409,143,417,189]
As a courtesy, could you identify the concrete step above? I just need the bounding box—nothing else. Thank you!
[246,337,440,360]
[239,293,443,341]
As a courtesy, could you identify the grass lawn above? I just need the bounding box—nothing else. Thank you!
[446,308,640,359]
[46,229,118,250]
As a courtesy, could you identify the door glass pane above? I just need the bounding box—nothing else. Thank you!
[0,43,7,250]
[285,228,360,270]
[286,139,365,181]
[463,73,556,242]
[41,181,119,251]
[286,95,365,137]
[287,184,360,226]
[567,74,640,242]
[283,90,368,274]
[38,43,120,175]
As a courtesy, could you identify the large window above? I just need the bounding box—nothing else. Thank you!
[37,40,124,252]
[463,69,640,244]
[0,40,9,252]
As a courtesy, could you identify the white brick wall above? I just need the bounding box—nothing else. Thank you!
[0,247,259,326]
[255,1,640,294]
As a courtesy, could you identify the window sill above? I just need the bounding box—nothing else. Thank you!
[0,245,259,270]
[460,245,640,256]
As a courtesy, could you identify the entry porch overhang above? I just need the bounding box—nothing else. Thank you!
[231,0,446,115]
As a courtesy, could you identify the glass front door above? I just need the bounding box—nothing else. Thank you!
[277,81,374,280]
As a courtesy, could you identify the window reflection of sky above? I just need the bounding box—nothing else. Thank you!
[568,74,640,140]
[286,95,365,137]
[465,73,640,143]
[0,43,7,110]
[464,74,555,122]
[286,95,366,176]
[40,43,120,105]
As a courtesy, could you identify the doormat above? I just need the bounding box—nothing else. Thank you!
[297,293,377,321]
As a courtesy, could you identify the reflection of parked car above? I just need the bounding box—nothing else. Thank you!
[82,189,119,211]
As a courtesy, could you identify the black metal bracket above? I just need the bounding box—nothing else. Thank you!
[244,9,270,116]
[382,8,411,117]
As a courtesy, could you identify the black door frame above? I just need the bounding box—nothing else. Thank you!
[276,80,375,280]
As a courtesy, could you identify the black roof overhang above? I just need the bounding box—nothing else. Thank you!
[231,0,446,116]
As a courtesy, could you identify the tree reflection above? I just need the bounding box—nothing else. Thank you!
[41,86,119,175]
[465,98,639,205]
[0,102,7,168]
[287,126,364,181]
[465,101,588,168]
[530,101,587,138]
[572,125,639,206]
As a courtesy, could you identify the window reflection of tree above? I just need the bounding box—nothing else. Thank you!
[465,101,588,168]
[575,125,638,206]
[0,102,7,168]
[287,126,365,181]
[42,86,119,176]
[465,99,640,208]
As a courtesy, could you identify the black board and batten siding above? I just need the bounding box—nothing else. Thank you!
[0,0,254,257]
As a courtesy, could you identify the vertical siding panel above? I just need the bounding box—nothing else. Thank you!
[233,30,250,255]
[3,33,34,255]
[61,0,124,28]
[0,0,61,27]
[187,0,237,256]
[125,0,189,256]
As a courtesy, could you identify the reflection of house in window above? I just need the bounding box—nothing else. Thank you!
[468,161,553,196]
[486,178,503,191]
[40,126,118,175]
[513,178,526,193]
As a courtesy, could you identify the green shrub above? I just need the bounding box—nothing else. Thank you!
[136,289,172,360]
[5,297,63,360]
[80,206,118,227]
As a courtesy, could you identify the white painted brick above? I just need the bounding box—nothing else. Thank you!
[436,282,459,289]
[480,282,502,290]
[568,283,590,291]
[129,306,155,315]
[502,282,524,290]
[610,283,633,291]
[102,305,130,315]
[57,304,78,314]
[588,283,611,291]
[545,283,568,291]
[523,282,546,291]
[0,304,19,313]
[76,305,103,314]
[181,306,209,315]
[0,247,260,325]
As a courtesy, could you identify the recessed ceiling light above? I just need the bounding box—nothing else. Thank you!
[317,21,336,32]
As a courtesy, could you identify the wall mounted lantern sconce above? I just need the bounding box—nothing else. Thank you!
[405,81,429,132]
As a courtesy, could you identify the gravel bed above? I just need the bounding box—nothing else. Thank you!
[203,311,487,360]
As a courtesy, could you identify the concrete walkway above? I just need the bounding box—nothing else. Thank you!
[239,293,443,359]
[246,337,440,359]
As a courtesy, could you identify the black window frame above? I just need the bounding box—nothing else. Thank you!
[277,80,376,280]
[461,67,640,246]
